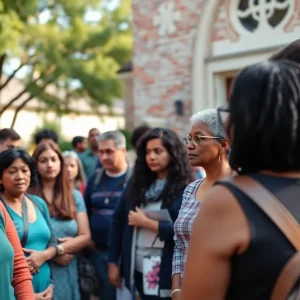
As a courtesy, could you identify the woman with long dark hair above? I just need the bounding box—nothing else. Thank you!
[30,141,91,300]
[108,128,193,300]
[182,61,300,300]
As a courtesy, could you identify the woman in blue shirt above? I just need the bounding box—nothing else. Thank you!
[108,128,194,300]
[0,149,57,299]
[31,141,91,300]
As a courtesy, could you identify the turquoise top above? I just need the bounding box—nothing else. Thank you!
[5,195,52,293]
[51,190,87,300]
[0,210,15,300]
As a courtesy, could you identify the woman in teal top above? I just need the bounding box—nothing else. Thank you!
[31,141,91,300]
[0,149,58,299]
[5,196,54,292]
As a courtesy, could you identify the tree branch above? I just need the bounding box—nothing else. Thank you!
[10,95,35,128]
[10,78,55,128]
[0,65,56,115]
[0,54,7,84]
[0,54,36,91]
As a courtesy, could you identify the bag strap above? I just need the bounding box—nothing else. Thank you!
[0,195,29,247]
[225,175,300,300]
[93,168,105,193]
[271,252,300,300]
[226,175,300,250]
[92,166,133,193]
[20,197,29,247]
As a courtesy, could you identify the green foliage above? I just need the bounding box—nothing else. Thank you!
[0,0,132,126]
[58,140,72,152]
[119,128,132,150]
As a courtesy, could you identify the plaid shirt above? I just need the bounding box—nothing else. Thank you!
[172,179,203,280]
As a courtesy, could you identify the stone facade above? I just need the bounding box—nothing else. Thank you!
[131,0,300,136]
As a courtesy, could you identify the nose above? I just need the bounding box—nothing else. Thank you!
[148,152,156,160]
[101,153,108,161]
[186,142,196,150]
[46,160,54,168]
[16,170,25,179]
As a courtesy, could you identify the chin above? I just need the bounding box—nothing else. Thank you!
[44,175,57,180]
[188,160,201,167]
[149,167,161,173]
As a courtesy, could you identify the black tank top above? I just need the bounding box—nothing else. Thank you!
[218,173,300,300]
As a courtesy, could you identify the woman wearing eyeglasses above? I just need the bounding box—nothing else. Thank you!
[171,108,232,300]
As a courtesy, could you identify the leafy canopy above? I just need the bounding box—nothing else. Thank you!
[0,0,132,126]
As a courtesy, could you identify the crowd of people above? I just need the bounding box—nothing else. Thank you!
[1,39,300,300]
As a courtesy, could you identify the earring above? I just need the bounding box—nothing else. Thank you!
[218,153,221,163]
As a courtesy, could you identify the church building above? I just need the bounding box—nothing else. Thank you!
[127,0,300,135]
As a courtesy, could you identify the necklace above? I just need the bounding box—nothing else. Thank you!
[102,179,126,205]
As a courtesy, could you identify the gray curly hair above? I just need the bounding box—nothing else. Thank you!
[190,108,225,138]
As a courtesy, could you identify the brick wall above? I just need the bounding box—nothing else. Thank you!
[132,0,207,136]
[131,0,300,136]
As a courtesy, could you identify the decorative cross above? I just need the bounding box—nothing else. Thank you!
[153,2,181,36]
[237,0,290,31]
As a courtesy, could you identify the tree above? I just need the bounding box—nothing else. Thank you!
[0,0,132,127]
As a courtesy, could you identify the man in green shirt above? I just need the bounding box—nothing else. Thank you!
[79,128,100,178]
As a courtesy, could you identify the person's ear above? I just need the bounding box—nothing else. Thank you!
[220,139,230,154]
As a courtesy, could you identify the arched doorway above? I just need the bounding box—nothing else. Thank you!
[192,0,300,112]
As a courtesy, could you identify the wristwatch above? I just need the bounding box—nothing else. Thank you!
[57,244,65,256]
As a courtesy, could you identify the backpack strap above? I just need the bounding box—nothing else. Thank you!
[92,166,133,193]
[224,175,300,300]
[93,168,105,193]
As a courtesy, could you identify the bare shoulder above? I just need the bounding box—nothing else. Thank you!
[193,184,250,255]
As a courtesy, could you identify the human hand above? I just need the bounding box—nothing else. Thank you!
[43,285,54,300]
[57,237,73,243]
[34,293,44,300]
[87,240,98,252]
[23,248,47,273]
[54,253,74,266]
[108,263,121,288]
[35,286,53,300]
[128,207,149,227]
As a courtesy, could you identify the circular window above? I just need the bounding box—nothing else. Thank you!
[237,0,291,32]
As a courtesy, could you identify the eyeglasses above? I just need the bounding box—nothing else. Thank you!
[217,105,230,127]
[183,135,221,146]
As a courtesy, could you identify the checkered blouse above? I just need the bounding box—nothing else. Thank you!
[172,179,203,280]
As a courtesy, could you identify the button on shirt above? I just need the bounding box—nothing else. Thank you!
[85,171,126,248]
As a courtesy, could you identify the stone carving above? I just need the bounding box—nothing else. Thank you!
[153,2,181,36]
[236,0,291,32]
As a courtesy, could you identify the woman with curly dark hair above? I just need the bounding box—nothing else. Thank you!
[108,128,193,300]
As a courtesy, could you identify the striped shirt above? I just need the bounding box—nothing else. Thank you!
[85,171,126,248]
[172,179,203,280]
